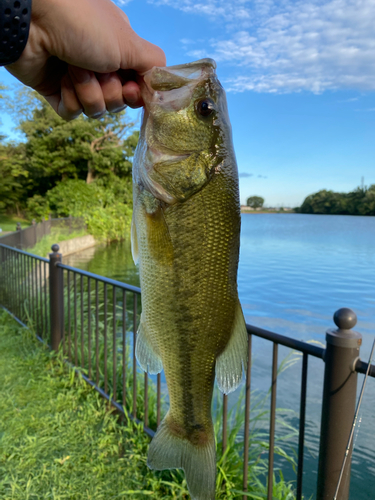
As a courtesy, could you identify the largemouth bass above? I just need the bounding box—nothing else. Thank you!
[131,58,248,500]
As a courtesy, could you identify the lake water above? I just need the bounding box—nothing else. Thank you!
[64,213,375,499]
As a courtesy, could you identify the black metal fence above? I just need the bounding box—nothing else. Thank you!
[0,216,85,250]
[0,241,374,500]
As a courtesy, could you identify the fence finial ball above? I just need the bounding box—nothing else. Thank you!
[51,244,60,253]
[333,308,357,330]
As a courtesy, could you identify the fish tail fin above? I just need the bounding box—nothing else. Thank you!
[147,413,216,500]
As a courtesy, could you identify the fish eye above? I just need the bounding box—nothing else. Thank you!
[196,98,215,118]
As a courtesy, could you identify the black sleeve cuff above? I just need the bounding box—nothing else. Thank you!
[0,0,32,66]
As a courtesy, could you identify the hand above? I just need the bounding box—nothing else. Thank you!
[5,0,166,120]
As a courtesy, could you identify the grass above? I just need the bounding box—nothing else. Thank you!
[0,306,303,500]
[0,214,29,233]
[0,309,183,500]
[28,226,88,257]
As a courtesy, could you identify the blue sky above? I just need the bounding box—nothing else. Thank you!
[1,0,374,207]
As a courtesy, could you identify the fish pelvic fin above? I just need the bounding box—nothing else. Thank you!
[148,413,216,500]
[135,315,163,374]
[215,300,248,394]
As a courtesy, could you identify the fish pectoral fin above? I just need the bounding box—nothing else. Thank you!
[131,212,139,265]
[148,413,216,500]
[215,300,248,394]
[145,204,174,265]
[135,316,163,374]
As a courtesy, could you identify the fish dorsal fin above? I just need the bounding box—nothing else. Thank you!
[135,314,163,375]
[131,212,139,265]
[215,300,248,394]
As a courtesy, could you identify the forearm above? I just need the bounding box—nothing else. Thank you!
[1,0,165,120]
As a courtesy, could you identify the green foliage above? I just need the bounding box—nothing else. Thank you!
[27,179,106,219]
[247,196,265,209]
[298,185,375,215]
[1,88,137,231]
[0,141,28,213]
[10,90,137,191]
[26,178,133,241]
[85,202,132,242]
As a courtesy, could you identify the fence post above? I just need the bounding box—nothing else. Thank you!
[47,214,52,236]
[16,222,22,249]
[49,244,64,351]
[317,308,362,500]
[32,219,37,247]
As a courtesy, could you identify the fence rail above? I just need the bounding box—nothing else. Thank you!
[0,216,85,250]
[0,241,374,500]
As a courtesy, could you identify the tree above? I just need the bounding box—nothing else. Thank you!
[359,185,375,214]
[14,91,138,192]
[0,82,8,142]
[299,190,346,214]
[0,140,28,214]
[247,196,264,209]
[1,89,139,213]
[298,185,375,216]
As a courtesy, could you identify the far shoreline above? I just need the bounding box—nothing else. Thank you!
[240,209,375,217]
[240,207,295,214]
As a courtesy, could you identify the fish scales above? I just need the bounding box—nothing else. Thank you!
[132,59,248,500]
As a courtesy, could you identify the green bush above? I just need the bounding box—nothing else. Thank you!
[298,184,375,215]
[86,202,132,242]
[26,194,50,220]
[26,178,133,241]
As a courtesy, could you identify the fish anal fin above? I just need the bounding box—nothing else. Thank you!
[135,316,163,374]
[215,301,248,394]
[148,413,216,500]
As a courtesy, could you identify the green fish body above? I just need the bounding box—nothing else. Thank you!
[131,59,248,500]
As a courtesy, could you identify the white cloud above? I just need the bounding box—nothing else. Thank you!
[151,0,375,93]
[149,0,253,21]
[115,0,133,5]
[338,97,360,102]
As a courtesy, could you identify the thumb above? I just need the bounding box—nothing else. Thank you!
[121,31,166,74]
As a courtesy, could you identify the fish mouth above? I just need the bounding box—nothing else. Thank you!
[140,59,217,113]
[143,58,216,92]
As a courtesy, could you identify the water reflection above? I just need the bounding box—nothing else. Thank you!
[64,214,375,499]
[64,239,140,288]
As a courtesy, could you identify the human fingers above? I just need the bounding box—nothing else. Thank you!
[115,69,143,108]
[96,72,127,113]
[43,74,83,121]
[122,80,143,109]
[58,73,83,120]
[68,66,106,118]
